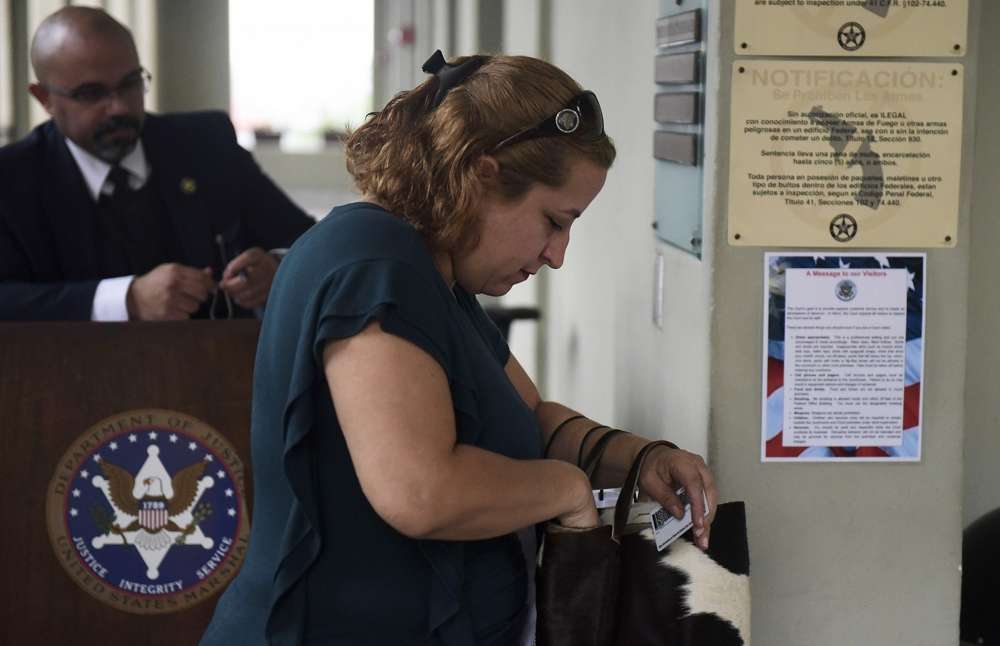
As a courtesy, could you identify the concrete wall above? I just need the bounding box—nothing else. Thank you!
[962,0,1000,529]
[544,0,712,453]
[713,4,980,643]
[711,4,975,641]
[494,0,548,388]
[543,1,984,644]
[155,0,228,113]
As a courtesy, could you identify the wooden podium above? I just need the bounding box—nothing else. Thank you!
[0,321,261,645]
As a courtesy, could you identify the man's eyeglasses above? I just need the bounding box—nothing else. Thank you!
[45,67,151,106]
[490,91,604,153]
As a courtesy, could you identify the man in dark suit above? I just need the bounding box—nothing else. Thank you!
[0,6,314,321]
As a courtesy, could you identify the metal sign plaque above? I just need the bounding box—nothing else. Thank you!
[655,52,700,85]
[654,0,707,257]
[656,10,700,48]
[735,0,968,57]
[654,92,699,124]
[654,131,698,166]
[728,61,963,247]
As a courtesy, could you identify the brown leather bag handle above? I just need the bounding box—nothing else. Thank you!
[611,440,677,542]
[543,414,585,457]
[579,428,624,480]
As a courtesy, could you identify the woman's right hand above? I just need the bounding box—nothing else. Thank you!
[555,470,600,529]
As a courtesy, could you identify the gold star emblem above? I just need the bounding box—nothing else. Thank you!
[179,177,197,194]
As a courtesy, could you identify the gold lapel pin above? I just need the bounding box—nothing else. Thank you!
[180,177,197,194]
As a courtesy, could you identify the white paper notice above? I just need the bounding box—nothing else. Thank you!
[782,267,907,448]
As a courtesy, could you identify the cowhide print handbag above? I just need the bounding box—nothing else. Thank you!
[535,440,751,646]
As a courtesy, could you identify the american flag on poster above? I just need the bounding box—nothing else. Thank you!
[762,253,926,461]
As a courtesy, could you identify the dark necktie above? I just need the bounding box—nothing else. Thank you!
[97,165,163,275]
[102,165,134,220]
[108,164,131,192]
[95,165,133,255]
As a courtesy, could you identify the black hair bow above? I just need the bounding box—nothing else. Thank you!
[421,49,486,109]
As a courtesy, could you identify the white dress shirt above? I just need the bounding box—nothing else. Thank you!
[64,139,150,321]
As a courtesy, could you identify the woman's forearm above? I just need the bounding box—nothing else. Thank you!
[384,444,594,540]
[534,400,664,488]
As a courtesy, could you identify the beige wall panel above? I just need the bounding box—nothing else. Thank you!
[711,2,980,644]
[735,0,968,57]
[728,60,963,247]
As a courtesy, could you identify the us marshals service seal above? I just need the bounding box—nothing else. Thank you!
[46,409,250,614]
[836,279,858,302]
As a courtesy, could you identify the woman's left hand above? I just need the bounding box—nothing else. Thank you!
[638,445,717,550]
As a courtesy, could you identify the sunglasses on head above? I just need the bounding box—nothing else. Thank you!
[489,90,604,153]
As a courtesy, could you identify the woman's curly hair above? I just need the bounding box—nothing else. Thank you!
[345,54,616,253]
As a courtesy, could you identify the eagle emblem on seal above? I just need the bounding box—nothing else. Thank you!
[90,445,216,579]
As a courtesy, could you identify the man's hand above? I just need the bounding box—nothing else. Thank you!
[126,263,215,321]
[219,247,279,309]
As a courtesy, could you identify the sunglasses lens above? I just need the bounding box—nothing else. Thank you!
[579,92,604,139]
[554,108,581,133]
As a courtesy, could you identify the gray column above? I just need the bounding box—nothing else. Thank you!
[155,0,229,113]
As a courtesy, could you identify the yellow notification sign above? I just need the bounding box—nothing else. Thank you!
[735,0,968,58]
[728,60,963,248]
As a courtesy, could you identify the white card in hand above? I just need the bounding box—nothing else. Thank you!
[649,487,708,551]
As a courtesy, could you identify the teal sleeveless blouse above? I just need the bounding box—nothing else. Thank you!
[202,203,543,645]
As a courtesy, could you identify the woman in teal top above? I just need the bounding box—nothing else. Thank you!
[203,51,718,646]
